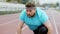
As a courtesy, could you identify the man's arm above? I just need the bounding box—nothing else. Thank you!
[17,20,24,34]
[44,20,53,34]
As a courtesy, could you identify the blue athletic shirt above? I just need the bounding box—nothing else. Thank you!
[19,7,48,30]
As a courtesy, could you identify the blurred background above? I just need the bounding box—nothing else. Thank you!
[0,0,60,15]
[0,0,60,34]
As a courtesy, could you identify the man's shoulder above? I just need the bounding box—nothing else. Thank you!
[19,9,26,18]
[20,9,26,14]
[36,7,46,17]
[21,9,26,13]
[36,7,44,13]
[36,7,44,15]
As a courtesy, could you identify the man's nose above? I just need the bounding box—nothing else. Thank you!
[27,12,30,14]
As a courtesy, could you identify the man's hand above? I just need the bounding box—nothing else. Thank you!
[17,20,24,34]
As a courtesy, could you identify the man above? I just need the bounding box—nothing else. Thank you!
[17,2,53,34]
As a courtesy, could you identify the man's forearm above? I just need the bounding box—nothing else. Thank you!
[47,28,53,34]
[44,20,53,34]
[17,28,22,34]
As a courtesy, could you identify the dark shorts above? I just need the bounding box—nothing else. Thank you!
[33,24,48,34]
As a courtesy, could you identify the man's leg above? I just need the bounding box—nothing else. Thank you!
[33,30,38,34]
[33,27,39,34]
[33,24,48,34]
[38,24,48,34]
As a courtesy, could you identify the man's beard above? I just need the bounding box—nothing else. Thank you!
[27,13,35,18]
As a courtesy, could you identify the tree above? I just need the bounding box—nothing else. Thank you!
[17,0,22,3]
[22,0,29,4]
[6,0,11,2]
[18,0,29,4]
[56,2,59,6]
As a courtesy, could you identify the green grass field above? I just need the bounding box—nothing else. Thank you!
[56,10,60,12]
[0,11,21,15]
[57,10,60,12]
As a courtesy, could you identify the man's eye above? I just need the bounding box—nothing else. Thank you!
[29,10,31,12]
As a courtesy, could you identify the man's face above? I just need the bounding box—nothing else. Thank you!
[26,7,36,17]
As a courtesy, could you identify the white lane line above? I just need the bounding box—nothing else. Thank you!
[51,10,58,34]
[0,19,18,26]
[0,18,28,34]
[0,19,28,34]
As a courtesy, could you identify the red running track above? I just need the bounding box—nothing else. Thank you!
[0,9,60,34]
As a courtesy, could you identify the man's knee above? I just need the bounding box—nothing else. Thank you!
[38,25,48,34]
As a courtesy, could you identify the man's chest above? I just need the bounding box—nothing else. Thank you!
[24,16,42,26]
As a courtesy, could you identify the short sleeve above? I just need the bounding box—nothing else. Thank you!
[40,10,49,24]
[19,9,26,22]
